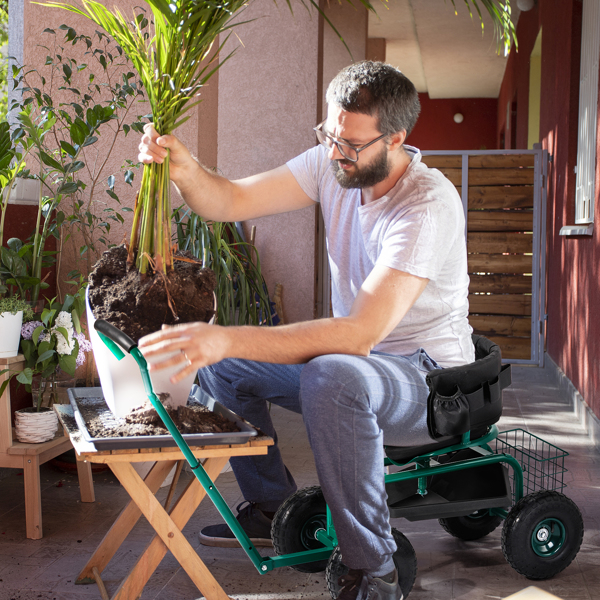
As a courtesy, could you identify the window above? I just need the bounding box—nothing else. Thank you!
[574,0,600,225]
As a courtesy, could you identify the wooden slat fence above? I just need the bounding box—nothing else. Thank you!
[422,153,539,361]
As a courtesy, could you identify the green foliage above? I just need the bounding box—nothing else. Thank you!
[5,28,146,293]
[0,295,35,321]
[449,1,517,56]
[0,2,7,121]
[173,207,273,326]
[0,237,55,300]
[0,278,89,408]
[38,0,254,276]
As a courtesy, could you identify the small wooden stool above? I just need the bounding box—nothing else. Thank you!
[0,356,94,539]
[56,404,273,600]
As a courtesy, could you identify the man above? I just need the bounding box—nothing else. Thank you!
[138,61,473,600]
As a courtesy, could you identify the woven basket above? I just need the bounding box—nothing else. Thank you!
[15,407,59,443]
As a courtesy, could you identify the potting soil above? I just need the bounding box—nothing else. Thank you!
[88,245,216,343]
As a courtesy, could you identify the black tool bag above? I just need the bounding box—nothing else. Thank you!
[426,335,512,438]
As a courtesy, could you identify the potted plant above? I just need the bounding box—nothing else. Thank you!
[0,295,34,358]
[0,279,92,443]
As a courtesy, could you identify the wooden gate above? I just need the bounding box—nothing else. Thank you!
[421,150,547,365]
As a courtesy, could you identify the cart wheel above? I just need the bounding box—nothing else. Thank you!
[326,528,417,599]
[271,486,329,573]
[501,490,583,580]
[439,510,503,541]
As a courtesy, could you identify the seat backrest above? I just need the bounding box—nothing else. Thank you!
[425,334,511,438]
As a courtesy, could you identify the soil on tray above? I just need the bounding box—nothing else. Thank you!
[88,244,216,343]
[77,394,240,438]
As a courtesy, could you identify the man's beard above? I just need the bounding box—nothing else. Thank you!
[331,146,391,189]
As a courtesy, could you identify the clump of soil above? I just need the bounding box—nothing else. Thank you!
[88,245,216,342]
[77,394,239,439]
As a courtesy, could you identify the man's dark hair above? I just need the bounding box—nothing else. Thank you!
[326,61,421,137]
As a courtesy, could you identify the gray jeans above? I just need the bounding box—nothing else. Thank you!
[194,348,439,576]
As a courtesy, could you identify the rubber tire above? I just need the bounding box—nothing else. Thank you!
[326,528,417,600]
[271,486,329,573]
[439,510,503,541]
[501,490,584,580]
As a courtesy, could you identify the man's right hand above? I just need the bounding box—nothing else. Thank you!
[138,123,195,184]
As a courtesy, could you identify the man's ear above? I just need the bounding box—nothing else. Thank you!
[387,130,407,151]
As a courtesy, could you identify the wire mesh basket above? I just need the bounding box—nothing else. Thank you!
[495,428,568,500]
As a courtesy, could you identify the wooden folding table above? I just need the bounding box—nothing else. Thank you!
[55,404,273,600]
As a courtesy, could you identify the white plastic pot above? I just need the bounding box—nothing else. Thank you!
[0,310,23,358]
[86,289,213,418]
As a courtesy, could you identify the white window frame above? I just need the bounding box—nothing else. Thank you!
[574,0,600,225]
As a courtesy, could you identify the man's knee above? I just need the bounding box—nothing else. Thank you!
[300,354,364,415]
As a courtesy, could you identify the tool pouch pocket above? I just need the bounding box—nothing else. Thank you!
[429,387,470,438]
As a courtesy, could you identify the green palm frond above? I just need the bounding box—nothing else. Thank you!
[449,0,517,55]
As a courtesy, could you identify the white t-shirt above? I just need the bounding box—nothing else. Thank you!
[286,144,474,368]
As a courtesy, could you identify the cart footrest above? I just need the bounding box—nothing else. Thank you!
[386,457,512,521]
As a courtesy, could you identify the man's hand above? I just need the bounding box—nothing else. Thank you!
[139,322,233,384]
[138,123,198,185]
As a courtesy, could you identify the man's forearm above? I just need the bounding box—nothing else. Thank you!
[173,158,239,222]
[220,317,372,365]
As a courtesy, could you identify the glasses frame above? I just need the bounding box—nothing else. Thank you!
[313,121,387,163]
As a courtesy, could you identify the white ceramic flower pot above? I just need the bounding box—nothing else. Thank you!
[86,289,212,418]
[0,310,23,358]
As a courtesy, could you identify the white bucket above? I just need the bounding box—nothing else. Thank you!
[86,289,205,418]
[0,310,23,358]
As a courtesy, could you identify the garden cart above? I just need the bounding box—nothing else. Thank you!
[93,320,584,599]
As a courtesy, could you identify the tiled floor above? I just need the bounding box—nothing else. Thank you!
[0,366,598,600]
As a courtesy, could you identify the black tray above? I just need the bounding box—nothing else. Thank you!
[67,387,259,450]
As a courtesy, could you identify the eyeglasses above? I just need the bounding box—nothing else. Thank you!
[313,121,387,163]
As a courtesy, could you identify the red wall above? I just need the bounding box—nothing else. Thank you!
[408,94,498,151]
[499,0,600,420]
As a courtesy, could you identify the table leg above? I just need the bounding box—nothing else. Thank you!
[112,456,229,600]
[23,455,42,540]
[76,458,95,503]
[76,460,176,584]
[111,459,231,600]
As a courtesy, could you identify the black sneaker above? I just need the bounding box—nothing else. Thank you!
[198,501,273,548]
[337,568,403,600]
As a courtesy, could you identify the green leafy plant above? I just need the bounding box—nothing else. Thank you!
[173,207,273,326]
[0,0,8,121]
[0,295,35,320]
[450,0,517,56]
[38,0,255,277]
[0,278,91,409]
[0,237,55,301]
[8,27,146,286]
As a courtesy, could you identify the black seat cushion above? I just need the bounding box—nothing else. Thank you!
[385,335,511,459]
[425,335,510,438]
[426,335,502,398]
